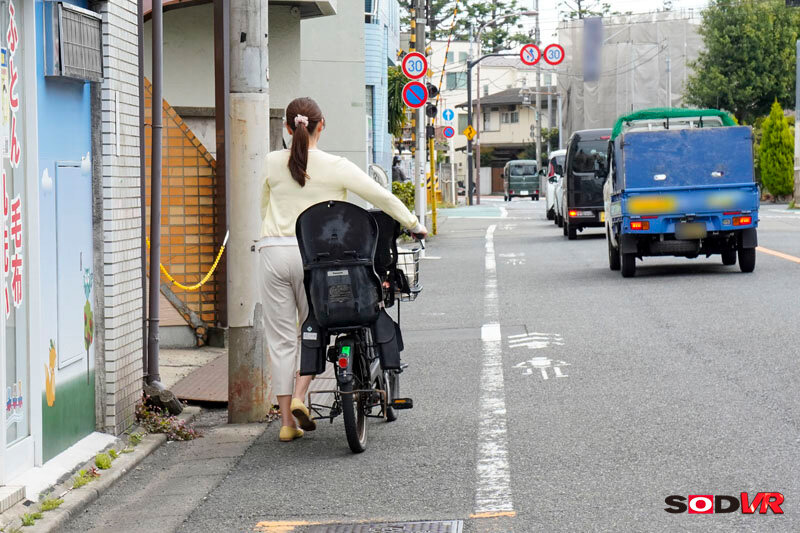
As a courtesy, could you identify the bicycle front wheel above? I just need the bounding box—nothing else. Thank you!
[341,381,367,453]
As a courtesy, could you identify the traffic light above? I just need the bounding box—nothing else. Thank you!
[426,125,435,139]
[425,83,439,118]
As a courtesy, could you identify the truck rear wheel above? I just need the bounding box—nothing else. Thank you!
[721,249,736,266]
[557,214,563,227]
[621,251,636,278]
[567,223,577,240]
[738,247,756,273]
[608,233,621,271]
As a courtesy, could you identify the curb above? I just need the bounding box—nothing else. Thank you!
[2,406,200,533]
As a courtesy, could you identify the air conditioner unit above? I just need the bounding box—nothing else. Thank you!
[44,2,103,83]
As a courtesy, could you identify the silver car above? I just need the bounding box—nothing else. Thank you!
[546,149,566,225]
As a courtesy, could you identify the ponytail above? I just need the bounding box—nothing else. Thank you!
[286,97,323,187]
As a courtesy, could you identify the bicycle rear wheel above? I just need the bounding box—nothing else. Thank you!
[341,381,367,453]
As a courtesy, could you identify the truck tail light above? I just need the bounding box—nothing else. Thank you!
[630,221,650,230]
[733,216,752,226]
[569,210,577,218]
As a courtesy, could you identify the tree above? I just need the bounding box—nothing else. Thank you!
[684,0,800,124]
[759,100,794,198]
[558,0,618,19]
[387,66,407,138]
[398,0,531,53]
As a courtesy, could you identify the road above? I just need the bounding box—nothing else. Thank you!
[64,199,800,532]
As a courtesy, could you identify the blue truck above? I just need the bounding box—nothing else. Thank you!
[603,109,759,278]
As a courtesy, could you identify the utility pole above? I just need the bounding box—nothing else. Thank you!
[414,0,427,223]
[226,0,269,423]
[467,25,474,205]
[534,1,542,175]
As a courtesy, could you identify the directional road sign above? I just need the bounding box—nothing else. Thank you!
[544,44,565,66]
[462,124,477,141]
[443,126,455,138]
[442,108,455,122]
[402,81,428,109]
[520,44,541,66]
[402,52,428,80]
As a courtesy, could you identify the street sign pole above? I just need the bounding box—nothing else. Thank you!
[466,58,474,206]
[535,3,542,178]
[415,0,426,224]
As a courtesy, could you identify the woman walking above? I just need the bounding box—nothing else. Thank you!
[259,97,427,442]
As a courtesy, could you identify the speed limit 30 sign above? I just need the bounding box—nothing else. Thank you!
[402,52,428,80]
[544,44,565,65]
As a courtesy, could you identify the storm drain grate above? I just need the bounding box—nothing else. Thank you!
[302,520,463,533]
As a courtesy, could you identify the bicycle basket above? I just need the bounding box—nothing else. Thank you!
[395,247,422,302]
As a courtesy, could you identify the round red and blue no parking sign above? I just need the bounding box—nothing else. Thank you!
[402,81,428,109]
[443,126,455,138]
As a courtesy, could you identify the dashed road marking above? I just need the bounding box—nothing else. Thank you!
[474,224,514,517]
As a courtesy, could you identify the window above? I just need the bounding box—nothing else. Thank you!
[365,0,378,23]
[501,112,519,124]
[483,84,489,97]
[483,112,491,130]
[458,113,468,132]
[446,51,454,63]
[365,86,374,164]
[446,72,467,90]
[459,52,467,63]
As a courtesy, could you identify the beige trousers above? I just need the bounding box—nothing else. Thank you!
[258,245,309,396]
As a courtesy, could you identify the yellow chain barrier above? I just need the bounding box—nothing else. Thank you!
[146,230,229,291]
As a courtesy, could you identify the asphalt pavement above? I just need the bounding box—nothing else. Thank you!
[63,199,800,532]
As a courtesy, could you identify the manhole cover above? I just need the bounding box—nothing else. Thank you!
[303,520,463,533]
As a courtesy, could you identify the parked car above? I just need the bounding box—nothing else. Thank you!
[502,159,539,201]
[604,109,758,277]
[546,149,566,222]
[562,129,612,240]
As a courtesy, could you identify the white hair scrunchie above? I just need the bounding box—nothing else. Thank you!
[294,114,309,128]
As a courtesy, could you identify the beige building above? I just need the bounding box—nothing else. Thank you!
[426,40,559,193]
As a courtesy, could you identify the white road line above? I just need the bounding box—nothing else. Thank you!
[500,207,508,218]
[474,224,514,516]
[540,368,549,380]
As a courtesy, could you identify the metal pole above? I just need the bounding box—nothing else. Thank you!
[557,92,563,149]
[227,0,269,423]
[475,35,481,204]
[429,137,437,234]
[147,0,163,385]
[138,0,147,381]
[414,0,426,223]
[795,39,800,206]
[449,137,456,204]
[467,60,474,205]
[535,6,542,176]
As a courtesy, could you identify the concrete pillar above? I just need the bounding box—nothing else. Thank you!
[227,0,269,423]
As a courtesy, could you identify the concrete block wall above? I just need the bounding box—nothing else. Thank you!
[97,0,144,434]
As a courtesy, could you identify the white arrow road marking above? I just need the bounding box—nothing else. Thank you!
[507,332,564,349]
[474,224,514,517]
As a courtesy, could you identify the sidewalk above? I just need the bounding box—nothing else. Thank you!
[0,348,221,533]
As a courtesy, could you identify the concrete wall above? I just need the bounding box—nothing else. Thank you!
[143,3,215,109]
[269,5,302,114]
[300,1,366,169]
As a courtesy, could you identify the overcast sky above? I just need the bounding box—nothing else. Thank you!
[515,0,711,43]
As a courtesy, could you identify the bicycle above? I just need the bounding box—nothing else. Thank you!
[295,201,423,453]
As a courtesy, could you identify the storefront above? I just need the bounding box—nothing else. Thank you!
[0,0,40,486]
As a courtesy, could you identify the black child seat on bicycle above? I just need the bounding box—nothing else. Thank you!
[296,200,382,329]
[296,201,405,375]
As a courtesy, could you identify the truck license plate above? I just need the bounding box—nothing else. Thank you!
[521,190,529,195]
[675,222,707,240]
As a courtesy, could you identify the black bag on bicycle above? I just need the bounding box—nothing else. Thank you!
[371,309,403,370]
[299,316,327,376]
[296,201,383,330]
